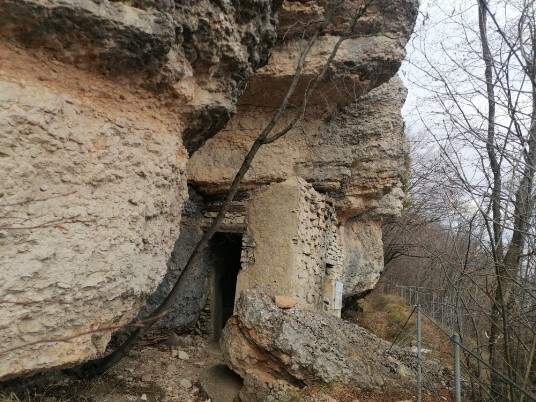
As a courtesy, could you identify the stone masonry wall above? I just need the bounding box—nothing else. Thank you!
[294,180,344,314]
[236,177,344,315]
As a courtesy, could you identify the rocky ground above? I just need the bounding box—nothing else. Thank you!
[0,329,453,402]
[0,333,230,402]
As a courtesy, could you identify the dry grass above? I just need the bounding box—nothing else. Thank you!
[358,292,417,345]
[344,291,455,368]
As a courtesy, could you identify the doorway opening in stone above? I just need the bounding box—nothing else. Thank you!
[209,232,242,341]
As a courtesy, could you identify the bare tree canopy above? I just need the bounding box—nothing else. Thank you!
[382,0,536,400]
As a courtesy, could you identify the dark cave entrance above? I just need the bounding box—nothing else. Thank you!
[209,232,242,341]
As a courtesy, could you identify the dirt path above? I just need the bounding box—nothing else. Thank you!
[0,333,239,402]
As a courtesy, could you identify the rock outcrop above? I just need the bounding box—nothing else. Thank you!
[221,287,448,401]
[0,49,187,379]
[0,0,279,379]
[188,0,415,297]
[143,0,418,336]
[0,0,279,153]
[0,0,417,381]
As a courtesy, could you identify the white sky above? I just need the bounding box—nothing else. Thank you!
[398,0,534,234]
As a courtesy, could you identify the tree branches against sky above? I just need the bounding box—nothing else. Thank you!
[400,0,534,216]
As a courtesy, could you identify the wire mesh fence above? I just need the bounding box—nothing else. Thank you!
[386,302,536,401]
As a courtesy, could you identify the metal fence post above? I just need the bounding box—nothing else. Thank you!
[453,333,462,402]
[416,304,422,402]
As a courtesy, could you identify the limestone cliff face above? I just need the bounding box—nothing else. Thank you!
[188,1,415,296]
[0,0,279,152]
[0,0,279,379]
[0,50,187,379]
[0,0,416,380]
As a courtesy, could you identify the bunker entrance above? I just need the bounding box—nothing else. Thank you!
[209,232,242,341]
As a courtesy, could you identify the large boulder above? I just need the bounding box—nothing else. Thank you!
[221,287,449,401]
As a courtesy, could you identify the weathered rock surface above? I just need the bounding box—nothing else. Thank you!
[188,0,417,196]
[0,44,187,379]
[221,287,448,401]
[0,0,279,380]
[0,0,279,152]
[189,76,409,219]
[140,188,209,331]
[0,0,418,381]
[240,0,418,109]
[188,0,415,297]
[341,218,385,295]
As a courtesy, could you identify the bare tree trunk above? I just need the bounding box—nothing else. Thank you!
[477,2,512,398]
[480,1,536,398]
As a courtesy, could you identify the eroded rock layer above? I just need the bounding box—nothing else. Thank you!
[0,0,417,380]
[0,0,279,153]
[188,0,416,297]
[0,0,279,379]
[0,45,188,379]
